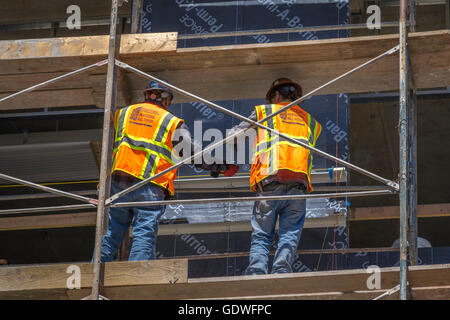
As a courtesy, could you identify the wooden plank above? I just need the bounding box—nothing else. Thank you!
[0,259,187,293]
[0,31,448,109]
[195,285,450,300]
[0,33,177,61]
[1,261,449,300]
[350,203,450,221]
[3,283,450,300]
[73,263,450,299]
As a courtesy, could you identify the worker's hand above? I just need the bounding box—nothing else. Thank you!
[209,164,239,178]
[223,164,239,177]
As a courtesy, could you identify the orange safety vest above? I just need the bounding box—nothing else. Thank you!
[112,102,183,196]
[249,102,322,193]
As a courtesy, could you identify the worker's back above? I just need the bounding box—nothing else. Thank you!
[250,102,322,193]
[112,102,184,196]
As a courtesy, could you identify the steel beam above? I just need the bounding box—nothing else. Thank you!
[111,47,399,204]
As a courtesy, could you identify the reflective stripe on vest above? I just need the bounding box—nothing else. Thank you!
[250,103,322,193]
[112,103,183,195]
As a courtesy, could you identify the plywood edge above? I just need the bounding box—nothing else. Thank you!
[0,32,178,60]
[2,262,449,300]
[0,258,188,292]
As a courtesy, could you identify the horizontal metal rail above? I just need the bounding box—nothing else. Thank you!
[179,22,400,40]
[0,190,389,215]
[0,173,98,205]
[111,47,399,203]
[164,247,400,261]
[0,60,108,104]
[176,185,392,193]
[110,190,396,208]
[373,284,402,300]
[0,203,96,216]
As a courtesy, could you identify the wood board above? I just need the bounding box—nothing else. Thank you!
[0,258,187,299]
[0,30,449,110]
[2,261,450,300]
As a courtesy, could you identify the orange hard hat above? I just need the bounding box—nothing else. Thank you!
[265,77,303,103]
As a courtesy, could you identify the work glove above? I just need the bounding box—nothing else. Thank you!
[209,164,239,178]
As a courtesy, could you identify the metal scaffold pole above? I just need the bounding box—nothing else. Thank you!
[408,87,418,266]
[407,0,418,267]
[90,0,120,300]
[399,0,410,300]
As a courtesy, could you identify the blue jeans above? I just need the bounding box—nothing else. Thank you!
[245,185,306,275]
[95,179,166,262]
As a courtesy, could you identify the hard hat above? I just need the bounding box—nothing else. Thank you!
[143,80,173,101]
[265,77,303,103]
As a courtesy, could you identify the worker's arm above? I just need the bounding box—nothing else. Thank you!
[172,122,238,177]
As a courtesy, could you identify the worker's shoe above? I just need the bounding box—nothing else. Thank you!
[243,268,266,276]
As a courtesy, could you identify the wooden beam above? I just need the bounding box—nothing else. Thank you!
[349,203,450,221]
[3,262,449,300]
[0,33,177,61]
[0,31,448,110]
[0,212,95,231]
[0,259,187,297]
[194,285,450,300]
[99,263,450,300]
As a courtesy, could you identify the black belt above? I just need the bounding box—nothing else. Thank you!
[112,171,142,186]
[261,181,307,192]
[112,171,171,200]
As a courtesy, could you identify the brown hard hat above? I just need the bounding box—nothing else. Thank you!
[265,77,303,103]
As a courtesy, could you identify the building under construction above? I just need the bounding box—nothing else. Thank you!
[0,0,449,300]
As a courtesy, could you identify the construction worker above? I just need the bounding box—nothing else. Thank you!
[229,78,322,274]
[97,80,237,262]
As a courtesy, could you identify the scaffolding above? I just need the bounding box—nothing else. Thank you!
[0,0,448,300]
